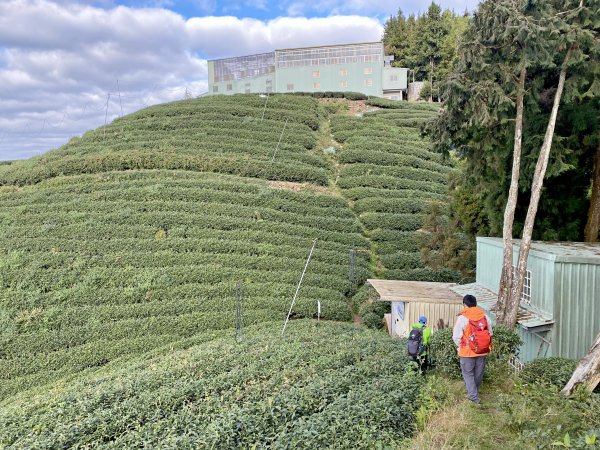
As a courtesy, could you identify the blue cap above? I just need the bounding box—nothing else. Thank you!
[419,316,427,324]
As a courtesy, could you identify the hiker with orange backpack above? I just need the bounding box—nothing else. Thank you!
[452,294,493,405]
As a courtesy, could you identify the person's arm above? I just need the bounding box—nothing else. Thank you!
[423,326,432,347]
[486,314,493,336]
[452,316,466,348]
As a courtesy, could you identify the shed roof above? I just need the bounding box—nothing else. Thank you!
[477,237,600,264]
[450,283,554,330]
[367,279,463,304]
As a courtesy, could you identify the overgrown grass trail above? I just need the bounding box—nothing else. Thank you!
[407,371,600,450]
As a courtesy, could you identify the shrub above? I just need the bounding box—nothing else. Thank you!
[519,357,577,388]
[429,325,522,378]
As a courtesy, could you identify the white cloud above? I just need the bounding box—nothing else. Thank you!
[186,15,383,58]
[0,0,384,160]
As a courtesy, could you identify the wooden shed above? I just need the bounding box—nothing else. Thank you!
[367,279,464,337]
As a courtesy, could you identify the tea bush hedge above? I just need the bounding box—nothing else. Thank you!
[0,170,369,398]
[0,95,329,186]
[0,321,423,449]
[330,106,456,280]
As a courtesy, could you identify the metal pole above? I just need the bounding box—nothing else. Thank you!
[235,280,244,343]
[282,239,317,336]
[261,92,270,121]
[271,118,288,162]
[117,79,124,117]
[103,92,111,139]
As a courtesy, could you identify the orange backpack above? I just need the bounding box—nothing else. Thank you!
[466,317,492,354]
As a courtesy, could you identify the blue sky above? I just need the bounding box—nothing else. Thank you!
[0,0,479,160]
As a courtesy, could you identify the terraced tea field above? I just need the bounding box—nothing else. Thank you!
[0,321,422,449]
[0,94,452,447]
[332,100,457,280]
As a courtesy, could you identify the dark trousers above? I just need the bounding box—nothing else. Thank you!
[411,354,429,375]
[459,356,486,403]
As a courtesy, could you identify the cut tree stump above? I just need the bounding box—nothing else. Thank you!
[562,331,600,396]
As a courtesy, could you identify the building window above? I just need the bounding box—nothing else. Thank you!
[390,75,398,82]
[287,83,294,91]
[313,82,321,89]
[364,79,373,87]
[363,67,373,75]
[522,269,532,305]
[513,267,532,305]
[339,68,348,76]
[227,84,233,91]
[312,70,320,78]
[212,85,219,93]
[339,80,348,89]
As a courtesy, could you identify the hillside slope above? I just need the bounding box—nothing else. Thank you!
[0,321,422,449]
[0,95,453,447]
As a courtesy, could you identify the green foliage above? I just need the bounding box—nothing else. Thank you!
[425,0,600,243]
[0,95,329,186]
[0,321,424,449]
[366,98,440,111]
[497,381,600,449]
[0,170,371,398]
[429,325,522,378]
[383,3,469,98]
[330,103,453,280]
[519,357,577,388]
[418,200,476,281]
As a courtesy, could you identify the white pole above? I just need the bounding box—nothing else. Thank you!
[261,92,270,121]
[282,239,317,336]
[271,118,289,162]
[317,300,321,323]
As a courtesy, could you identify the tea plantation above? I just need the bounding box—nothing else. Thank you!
[0,94,453,447]
[0,321,422,449]
[331,101,457,281]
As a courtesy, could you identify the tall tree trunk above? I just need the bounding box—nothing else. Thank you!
[496,63,527,325]
[505,48,573,329]
[429,58,434,102]
[562,331,600,396]
[584,139,600,242]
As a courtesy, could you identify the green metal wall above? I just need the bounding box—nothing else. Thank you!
[554,262,600,359]
[476,237,556,317]
[382,67,408,91]
[275,63,383,96]
[211,74,275,95]
[476,237,600,362]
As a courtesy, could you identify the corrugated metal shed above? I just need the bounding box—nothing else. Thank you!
[450,283,554,329]
[474,237,600,361]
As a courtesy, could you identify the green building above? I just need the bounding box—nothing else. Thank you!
[452,237,600,365]
[207,42,408,99]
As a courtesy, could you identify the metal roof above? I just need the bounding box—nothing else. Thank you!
[450,283,555,329]
[477,237,600,264]
[367,279,463,304]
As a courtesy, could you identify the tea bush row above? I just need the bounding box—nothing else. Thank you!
[366,98,441,111]
[331,105,452,279]
[0,96,328,186]
[0,321,423,449]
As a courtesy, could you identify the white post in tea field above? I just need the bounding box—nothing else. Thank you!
[282,239,317,336]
